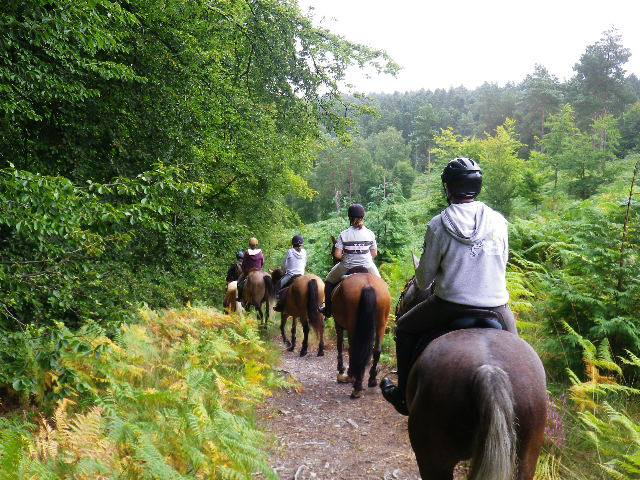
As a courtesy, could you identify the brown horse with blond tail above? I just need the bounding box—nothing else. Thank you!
[272,269,326,357]
[332,268,391,399]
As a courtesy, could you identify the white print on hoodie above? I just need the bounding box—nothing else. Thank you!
[284,247,307,276]
[416,201,509,307]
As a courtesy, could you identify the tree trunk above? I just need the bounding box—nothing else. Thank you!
[617,158,640,292]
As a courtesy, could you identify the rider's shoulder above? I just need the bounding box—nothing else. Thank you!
[427,213,444,231]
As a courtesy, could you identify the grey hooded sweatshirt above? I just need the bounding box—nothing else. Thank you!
[415,201,509,307]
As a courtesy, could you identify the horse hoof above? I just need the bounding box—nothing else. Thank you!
[350,389,363,399]
[337,374,354,384]
[299,350,308,357]
[287,345,295,352]
[368,378,377,388]
[317,350,324,357]
[284,340,291,348]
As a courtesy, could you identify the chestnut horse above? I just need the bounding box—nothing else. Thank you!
[396,280,547,480]
[241,270,274,327]
[272,269,326,357]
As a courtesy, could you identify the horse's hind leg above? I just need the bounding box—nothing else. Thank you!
[415,456,455,480]
[317,322,325,357]
[299,318,310,357]
[280,311,290,347]
[516,425,545,480]
[336,325,351,383]
[287,318,297,352]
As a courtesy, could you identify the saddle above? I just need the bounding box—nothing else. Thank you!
[340,265,370,281]
[411,309,506,363]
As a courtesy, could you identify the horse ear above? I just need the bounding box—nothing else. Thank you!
[330,235,336,246]
[412,252,420,270]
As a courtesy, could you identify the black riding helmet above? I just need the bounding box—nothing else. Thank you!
[236,251,244,260]
[292,234,304,246]
[347,203,366,220]
[441,157,483,200]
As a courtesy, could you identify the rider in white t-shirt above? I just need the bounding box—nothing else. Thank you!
[320,204,380,318]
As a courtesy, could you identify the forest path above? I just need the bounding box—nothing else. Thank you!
[259,333,468,480]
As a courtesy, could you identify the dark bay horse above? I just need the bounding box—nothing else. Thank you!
[272,269,326,357]
[333,272,391,398]
[241,270,274,327]
[397,281,547,480]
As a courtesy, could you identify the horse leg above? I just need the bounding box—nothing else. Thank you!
[280,311,290,347]
[336,325,350,383]
[349,338,365,398]
[299,319,309,357]
[516,426,545,480]
[287,317,297,352]
[368,336,382,388]
[415,458,455,480]
[317,321,325,357]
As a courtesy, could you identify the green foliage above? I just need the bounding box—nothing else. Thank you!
[620,102,640,153]
[392,161,417,198]
[366,127,411,170]
[432,120,524,217]
[0,308,286,479]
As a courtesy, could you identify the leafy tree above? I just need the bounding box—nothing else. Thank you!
[472,82,518,135]
[410,103,442,170]
[517,64,563,147]
[541,105,582,189]
[620,102,640,153]
[478,119,524,216]
[392,161,417,198]
[570,28,633,124]
[366,126,411,170]
[0,0,395,332]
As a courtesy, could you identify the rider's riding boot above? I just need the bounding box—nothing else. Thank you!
[274,289,286,312]
[319,282,335,318]
[380,331,414,416]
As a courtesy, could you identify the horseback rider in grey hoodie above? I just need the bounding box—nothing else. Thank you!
[380,158,518,416]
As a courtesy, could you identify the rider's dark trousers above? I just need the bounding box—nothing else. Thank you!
[394,295,518,395]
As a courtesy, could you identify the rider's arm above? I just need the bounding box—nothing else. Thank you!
[370,235,378,258]
[334,235,344,261]
[415,224,441,291]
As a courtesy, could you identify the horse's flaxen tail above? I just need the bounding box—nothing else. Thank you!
[306,279,322,335]
[350,287,377,380]
[469,364,517,480]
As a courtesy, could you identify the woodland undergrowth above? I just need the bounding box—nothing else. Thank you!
[0,308,286,479]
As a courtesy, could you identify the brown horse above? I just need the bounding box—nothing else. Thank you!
[332,272,391,399]
[397,282,547,480]
[272,269,326,357]
[241,270,274,327]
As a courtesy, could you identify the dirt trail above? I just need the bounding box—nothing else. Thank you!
[259,336,421,480]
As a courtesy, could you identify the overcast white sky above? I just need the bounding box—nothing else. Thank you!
[298,0,640,93]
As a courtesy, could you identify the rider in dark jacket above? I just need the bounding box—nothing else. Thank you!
[226,251,244,283]
[380,158,518,415]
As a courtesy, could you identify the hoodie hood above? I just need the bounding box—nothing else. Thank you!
[247,248,262,256]
[289,247,305,259]
[440,202,500,245]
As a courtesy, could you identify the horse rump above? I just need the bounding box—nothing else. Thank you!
[469,364,517,480]
[350,287,377,383]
